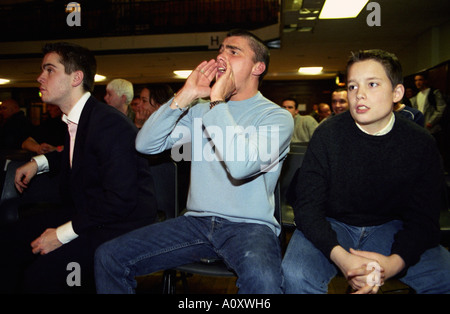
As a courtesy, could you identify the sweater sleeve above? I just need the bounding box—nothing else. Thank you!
[291,129,340,258]
[390,138,443,268]
[136,99,188,154]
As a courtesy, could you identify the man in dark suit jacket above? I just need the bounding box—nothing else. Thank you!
[1,42,157,293]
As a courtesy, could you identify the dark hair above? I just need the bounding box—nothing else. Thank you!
[43,42,97,93]
[282,97,298,106]
[148,84,174,106]
[346,49,403,88]
[226,29,270,83]
[333,87,347,93]
[415,71,429,81]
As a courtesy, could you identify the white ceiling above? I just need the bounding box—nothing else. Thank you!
[0,0,449,88]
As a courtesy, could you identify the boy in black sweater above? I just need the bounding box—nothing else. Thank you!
[282,49,450,294]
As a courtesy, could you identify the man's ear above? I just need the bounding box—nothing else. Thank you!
[252,62,266,77]
[72,70,84,88]
[393,84,405,103]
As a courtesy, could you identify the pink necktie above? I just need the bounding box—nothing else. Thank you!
[67,121,77,167]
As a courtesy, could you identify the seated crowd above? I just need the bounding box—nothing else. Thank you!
[0,29,449,294]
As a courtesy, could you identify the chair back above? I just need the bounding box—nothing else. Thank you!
[289,142,308,153]
[0,160,23,224]
[279,150,306,227]
[148,160,178,220]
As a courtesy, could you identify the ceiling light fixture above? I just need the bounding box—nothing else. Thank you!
[173,70,192,79]
[0,78,11,85]
[319,0,369,19]
[298,16,317,21]
[94,74,106,82]
[298,67,323,75]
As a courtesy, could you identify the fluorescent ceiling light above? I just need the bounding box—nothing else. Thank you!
[94,74,106,82]
[319,0,369,19]
[298,16,317,21]
[298,67,323,75]
[298,26,313,32]
[174,70,192,79]
[0,78,10,84]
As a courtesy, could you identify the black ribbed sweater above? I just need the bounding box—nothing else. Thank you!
[290,111,443,268]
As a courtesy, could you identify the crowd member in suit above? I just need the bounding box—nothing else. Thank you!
[281,97,318,143]
[1,42,157,293]
[95,29,293,294]
[21,104,66,155]
[282,49,450,294]
[104,78,135,122]
[0,99,32,150]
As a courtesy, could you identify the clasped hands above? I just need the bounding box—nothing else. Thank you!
[331,246,405,294]
[172,59,236,110]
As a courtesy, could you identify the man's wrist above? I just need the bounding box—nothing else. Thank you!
[387,254,405,278]
[170,88,197,111]
[209,99,226,109]
[56,221,78,244]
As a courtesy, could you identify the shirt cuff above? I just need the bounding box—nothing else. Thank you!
[32,155,50,174]
[56,221,79,244]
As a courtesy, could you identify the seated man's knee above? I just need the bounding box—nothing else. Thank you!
[235,254,282,293]
[94,240,117,270]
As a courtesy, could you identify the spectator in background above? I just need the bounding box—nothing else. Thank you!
[410,73,447,135]
[394,101,425,127]
[410,73,448,169]
[402,87,416,107]
[0,99,32,150]
[22,104,67,155]
[130,96,140,115]
[104,78,135,122]
[281,97,318,143]
[331,87,349,115]
[318,103,331,123]
[134,84,173,129]
[310,103,320,122]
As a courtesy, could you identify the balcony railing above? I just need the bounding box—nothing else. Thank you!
[0,0,280,42]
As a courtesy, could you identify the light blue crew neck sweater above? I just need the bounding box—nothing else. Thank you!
[136,92,293,235]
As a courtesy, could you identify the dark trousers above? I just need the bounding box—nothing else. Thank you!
[0,207,96,294]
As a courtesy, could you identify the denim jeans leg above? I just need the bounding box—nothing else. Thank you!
[400,245,450,294]
[282,219,378,294]
[94,216,217,294]
[213,219,283,294]
[348,219,450,294]
[357,220,402,254]
[282,229,338,294]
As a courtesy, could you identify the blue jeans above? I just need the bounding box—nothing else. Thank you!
[95,215,283,294]
[282,218,450,294]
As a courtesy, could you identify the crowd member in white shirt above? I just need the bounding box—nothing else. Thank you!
[410,73,447,134]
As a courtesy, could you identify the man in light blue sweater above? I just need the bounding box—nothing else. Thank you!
[94,29,293,294]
